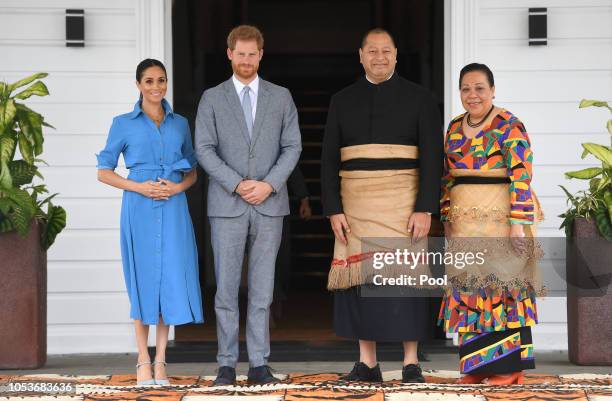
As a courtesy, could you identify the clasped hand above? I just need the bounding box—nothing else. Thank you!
[510,224,530,256]
[139,178,180,200]
[236,180,274,205]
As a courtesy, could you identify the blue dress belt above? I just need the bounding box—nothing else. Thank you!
[130,159,193,208]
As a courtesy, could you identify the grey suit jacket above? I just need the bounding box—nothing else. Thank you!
[195,77,302,217]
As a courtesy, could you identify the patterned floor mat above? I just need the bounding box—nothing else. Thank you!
[0,371,610,400]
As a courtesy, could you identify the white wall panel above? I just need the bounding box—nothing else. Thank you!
[47,323,136,354]
[530,134,608,166]
[25,103,133,135]
[56,198,122,229]
[493,71,612,103]
[48,293,130,325]
[0,73,137,104]
[478,39,612,71]
[0,45,137,73]
[48,261,124,293]
[48,229,121,262]
[455,102,609,134]
[0,0,136,9]
[536,297,568,323]
[42,134,111,167]
[0,9,135,43]
[538,197,572,230]
[531,165,589,198]
[479,5,612,40]
[38,167,127,198]
[532,323,568,350]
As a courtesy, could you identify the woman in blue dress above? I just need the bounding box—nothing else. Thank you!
[97,59,204,385]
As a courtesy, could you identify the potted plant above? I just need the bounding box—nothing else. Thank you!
[0,73,66,368]
[559,99,612,365]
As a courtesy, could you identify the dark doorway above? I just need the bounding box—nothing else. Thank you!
[170,0,446,360]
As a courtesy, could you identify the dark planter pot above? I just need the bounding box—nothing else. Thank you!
[566,217,612,365]
[0,221,47,369]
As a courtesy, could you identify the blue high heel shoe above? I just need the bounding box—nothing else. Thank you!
[153,360,170,386]
[136,361,156,386]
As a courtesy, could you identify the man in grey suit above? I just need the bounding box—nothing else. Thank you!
[194,25,301,385]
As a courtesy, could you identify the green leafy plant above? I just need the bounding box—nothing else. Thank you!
[559,99,612,240]
[0,73,66,250]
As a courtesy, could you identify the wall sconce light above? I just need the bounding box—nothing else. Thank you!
[66,9,84,47]
[529,8,547,46]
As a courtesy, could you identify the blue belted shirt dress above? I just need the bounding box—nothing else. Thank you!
[96,99,204,325]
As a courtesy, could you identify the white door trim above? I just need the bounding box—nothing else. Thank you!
[444,0,479,122]
[136,0,173,104]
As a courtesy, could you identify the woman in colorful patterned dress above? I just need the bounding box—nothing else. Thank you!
[438,63,544,385]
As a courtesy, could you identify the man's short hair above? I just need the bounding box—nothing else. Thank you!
[227,25,264,50]
[361,28,396,48]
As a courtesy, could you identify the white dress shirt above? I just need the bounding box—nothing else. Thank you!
[232,74,259,121]
[365,70,395,84]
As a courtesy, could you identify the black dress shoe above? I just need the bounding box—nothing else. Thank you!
[247,365,280,385]
[341,362,383,382]
[213,366,236,386]
[402,363,425,383]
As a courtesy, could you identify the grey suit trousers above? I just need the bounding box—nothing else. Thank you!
[209,206,283,368]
